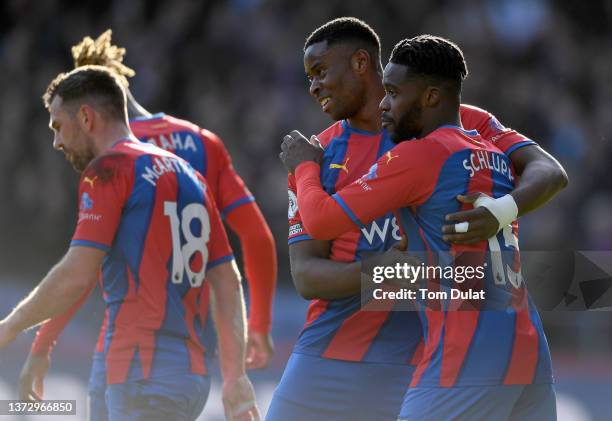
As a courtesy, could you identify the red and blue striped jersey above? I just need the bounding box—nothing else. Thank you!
[72,138,234,385]
[130,113,255,217]
[329,125,553,387]
[91,114,254,357]
[287,105,539,366]
[289,120,421,364]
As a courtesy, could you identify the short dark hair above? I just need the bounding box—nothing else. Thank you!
[43,65,127,120]
[389,35,468,89]
[305,17,381,64]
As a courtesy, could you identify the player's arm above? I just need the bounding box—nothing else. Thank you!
[290,236,412,300]
[202,179,260,420]
[209,130,276,369]
[280,130,431,240]
[207,261,258,420]
[0,246,104,348]
[444,107,568,243]
[29,284,96,357]
[289,239,362,300]
[18,284,96,400]
[287,172,364,300]
[224,204,275,370]
[0,155,129,349]
[504,144,568,215]
[225,204,276,334]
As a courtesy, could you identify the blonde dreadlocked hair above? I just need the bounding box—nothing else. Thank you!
[71,29,135,87]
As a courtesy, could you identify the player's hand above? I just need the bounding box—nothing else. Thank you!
[18,352,50,401]
[222,375,260,421]
[0,319,19,349]
[442,192,499,244]
[279,130,324,174]
[245,329,274,370]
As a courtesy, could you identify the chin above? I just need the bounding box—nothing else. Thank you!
[71,157,92,173]
[328,110,344,121]
[388,129,402,142]
[72,162,86,173]
[328,107,351,122]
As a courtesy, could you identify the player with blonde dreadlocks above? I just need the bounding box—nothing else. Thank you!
[70,30,151,118]
[18,30,277,421]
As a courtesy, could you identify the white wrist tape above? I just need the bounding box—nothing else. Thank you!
[474,194,518,232]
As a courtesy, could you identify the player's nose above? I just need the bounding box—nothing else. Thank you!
[309,79,321,97]
[53,135,63,151]
[379,95,390,112]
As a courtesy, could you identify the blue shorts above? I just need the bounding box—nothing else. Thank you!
[104,373,210,421]
[266,353,415,421]
[398,383,556,421]
[87,352,108,421]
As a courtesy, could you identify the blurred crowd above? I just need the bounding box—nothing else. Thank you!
[0,0,610,280]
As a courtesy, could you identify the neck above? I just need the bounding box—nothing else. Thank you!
[126,89,151,119]
[92,122,133,157]
[346,77,385,133]
[419,103,461,138]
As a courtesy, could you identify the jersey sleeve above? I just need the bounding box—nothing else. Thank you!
[200,174,235,270]
[460,104,537,156]
[287,173,312,245]
[203,129,255,218]
[224,202,276,333]
[294,141,439,240]
[70,155,133,252]
[332,142,438,227]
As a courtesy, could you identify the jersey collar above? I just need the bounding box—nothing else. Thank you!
[438,124,478,136]
[129,112,166,123]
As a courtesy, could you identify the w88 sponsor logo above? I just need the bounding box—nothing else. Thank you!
[361,216,402,245]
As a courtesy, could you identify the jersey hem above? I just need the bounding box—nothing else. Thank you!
[288,234,312,245]
[504,140,537,156]
[206,254,235,271]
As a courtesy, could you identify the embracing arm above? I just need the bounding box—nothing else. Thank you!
[444,106,569,243]
[507,144,568,216]
[443,144,568,243]
[290,239,361,300]
[293,162,359,240]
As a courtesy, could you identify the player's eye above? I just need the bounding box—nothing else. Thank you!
[385,89,396,98]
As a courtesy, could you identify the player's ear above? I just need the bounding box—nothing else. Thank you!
[351,49,370,75]
[423,86,440,108]
[78,104,95,132]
